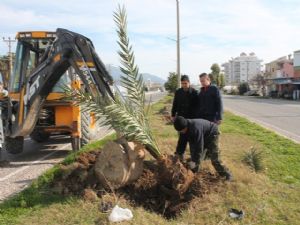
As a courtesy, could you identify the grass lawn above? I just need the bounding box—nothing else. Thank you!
[0,95,299,225]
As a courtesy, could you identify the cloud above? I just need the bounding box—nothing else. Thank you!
[1,0,300,83]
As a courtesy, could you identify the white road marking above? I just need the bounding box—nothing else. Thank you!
[225,107,300,143]
[0,143,70,182]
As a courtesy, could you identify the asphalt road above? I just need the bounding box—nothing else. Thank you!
[0,136,73,201]
[0,91,166,201]
[223,95,300,143]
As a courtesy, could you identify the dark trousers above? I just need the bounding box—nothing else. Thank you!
[194,135,229,176]
[175,132,188,155]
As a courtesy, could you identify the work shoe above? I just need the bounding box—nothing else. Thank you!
[175,153,184,162]
[224,172,233,181]
[187,161,200,173]
[191,165,200,173]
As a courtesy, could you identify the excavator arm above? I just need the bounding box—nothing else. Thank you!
[6,28,114,138]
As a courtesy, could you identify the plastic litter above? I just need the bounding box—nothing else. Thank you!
[229,208,244,219]
[108,205,133,222]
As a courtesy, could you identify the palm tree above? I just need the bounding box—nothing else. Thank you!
[68,5,161,159]
[66,5,194,195]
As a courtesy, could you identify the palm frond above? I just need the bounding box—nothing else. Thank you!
[66,87,160,158]
[64,5,161,158]
[113,5,145,114]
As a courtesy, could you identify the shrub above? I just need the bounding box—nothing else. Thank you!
[242,147,264,172]
[238,82,249,95]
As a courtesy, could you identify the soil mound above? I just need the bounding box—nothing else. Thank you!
[52,150,222,219]
[120,160,221,219]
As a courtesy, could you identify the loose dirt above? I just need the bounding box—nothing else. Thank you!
[52,150,223,219]
[120,160,221,219]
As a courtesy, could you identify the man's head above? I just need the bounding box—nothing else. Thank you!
[181,75,190,90]
[199,73,211,87]
[173,116,188,133]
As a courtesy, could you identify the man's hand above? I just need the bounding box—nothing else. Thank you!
[171,116,175,122]
[215,120,222,125]
[0,90,8,98]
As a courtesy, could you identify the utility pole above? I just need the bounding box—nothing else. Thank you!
[2,37,16,77]
[176,0,181,88]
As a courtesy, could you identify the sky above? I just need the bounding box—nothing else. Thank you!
[1,0,300,84]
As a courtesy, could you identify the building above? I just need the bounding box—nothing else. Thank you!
[294,50,300,78]
[221,61,232,84]
[265,55,293,79]
[222,52,262,85]
[293,50,300,99]
[264,52,300,100]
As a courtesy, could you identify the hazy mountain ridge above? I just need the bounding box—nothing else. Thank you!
[106,65,166,84]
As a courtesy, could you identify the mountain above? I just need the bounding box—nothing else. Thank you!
[140,73,166,84]
[106,65,166,84]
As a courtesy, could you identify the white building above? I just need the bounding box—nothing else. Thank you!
[294,50,300,71]
[222,52,263,84]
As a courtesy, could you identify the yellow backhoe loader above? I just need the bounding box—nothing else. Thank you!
[0,28,114,154]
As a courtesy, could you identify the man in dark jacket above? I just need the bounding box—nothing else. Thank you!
[173,116,232,180]
[171,75,198,160]
[197,73,223,124]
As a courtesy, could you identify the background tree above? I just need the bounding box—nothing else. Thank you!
[250,74,265,88]
[0,55,11,88]
[164,72,178,93]
[219,73,225,88]
[238,82,249,95]
[210,63,221,86]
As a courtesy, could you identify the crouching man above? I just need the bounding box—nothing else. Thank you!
[173,116,232,181]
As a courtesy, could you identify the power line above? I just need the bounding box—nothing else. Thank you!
[2,37,16,77]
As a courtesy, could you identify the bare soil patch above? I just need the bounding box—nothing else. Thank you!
[52,150,223,219]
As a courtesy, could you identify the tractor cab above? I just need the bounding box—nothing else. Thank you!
[10,31,70,97]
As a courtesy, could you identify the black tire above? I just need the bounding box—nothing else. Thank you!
[80,111,91,146]
[71,136,81,151]
[30,130,50,143]
[71,111,94,151]
[4,136,24,154]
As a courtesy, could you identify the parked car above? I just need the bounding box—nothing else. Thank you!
[243,90,260,96]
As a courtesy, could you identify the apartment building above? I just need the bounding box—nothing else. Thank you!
[222,52,262,85]
[264,52,300,99]
[265,55,293,79]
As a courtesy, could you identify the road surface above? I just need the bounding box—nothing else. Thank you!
[0,91,167,201]
[223,95,300,143]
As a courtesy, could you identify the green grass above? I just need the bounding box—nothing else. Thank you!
[222,111,300,184]
[0,96,300,225]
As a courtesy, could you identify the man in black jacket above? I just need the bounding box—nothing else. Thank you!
[173,116,232,180]
[197,73,223,124]
[171,75,198,160]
